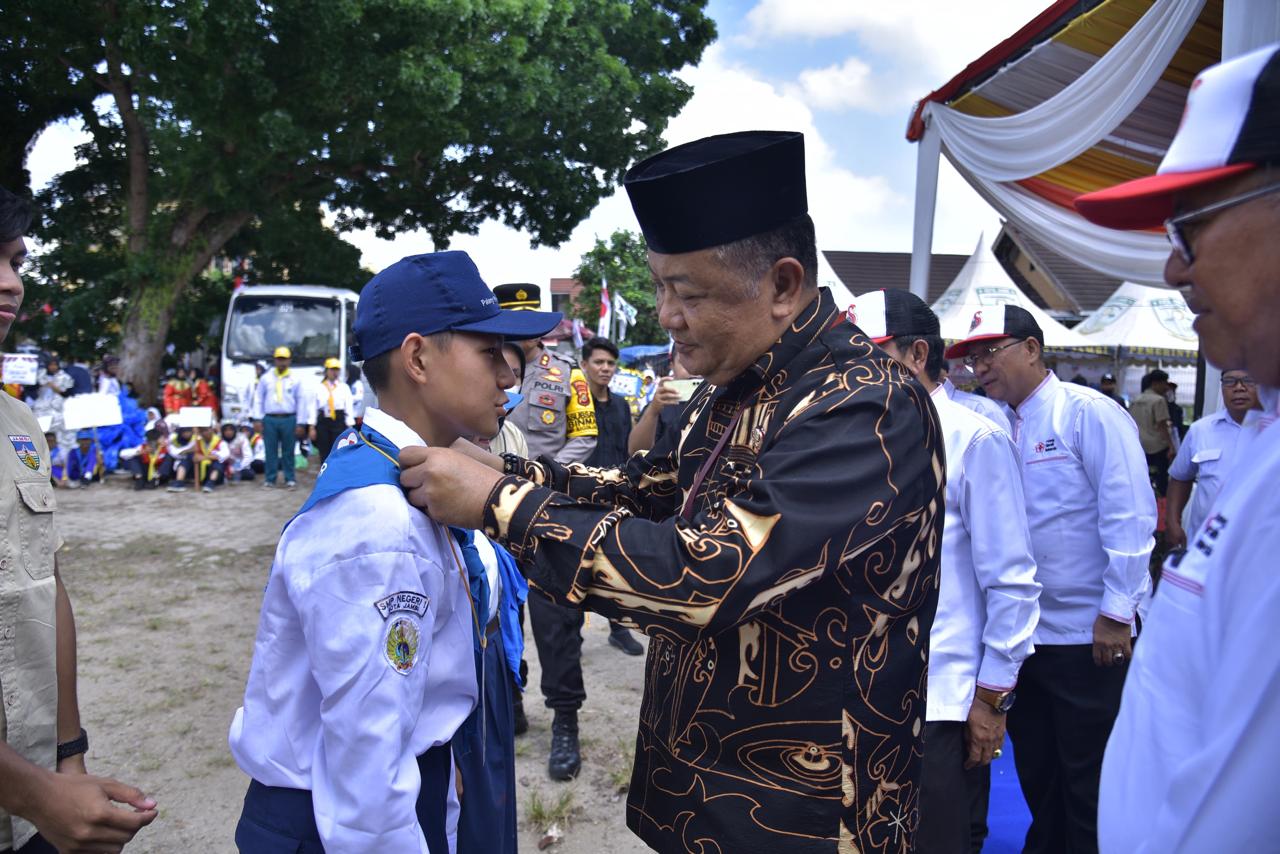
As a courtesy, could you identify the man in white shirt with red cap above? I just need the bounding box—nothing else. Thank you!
[854,289,1042,854]
[1074,42,1280,853]
[944,303,1154,854]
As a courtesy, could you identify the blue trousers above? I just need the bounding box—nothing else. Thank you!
[262,414,296,484]
[235,743,452,853]
[454,628,518,854]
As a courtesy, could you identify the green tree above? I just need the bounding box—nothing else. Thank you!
[570,229,664,345]
[4,0,714,401]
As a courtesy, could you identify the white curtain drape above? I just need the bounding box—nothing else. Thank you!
[948,150,1172,285]
[924,0,1206,181]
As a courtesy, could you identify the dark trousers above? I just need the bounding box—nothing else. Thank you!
[1146,450,1170,496]
[314,413,346,464]
[455,629,517,854]
[262,414,296,483]
[527,593,585,712]
[918,721,970,854]
[235,743,452,853]
[1006,644,1127,854]
[12,835,56,853]
[966,762,991,854]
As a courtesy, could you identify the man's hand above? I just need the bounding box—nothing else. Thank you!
[1165,519,1187,550]
[964,699,1007,769]
[448,437,506,473]
[399,446,505,529]
[1092,614,1133,667]
[650,378,682,411]
[26,770,157,854]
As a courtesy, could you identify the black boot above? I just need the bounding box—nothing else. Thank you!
[548,710,581,781]
[512,688,529,736]
[608,622,644,656]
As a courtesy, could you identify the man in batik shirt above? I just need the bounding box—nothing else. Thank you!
[400,131,944,853]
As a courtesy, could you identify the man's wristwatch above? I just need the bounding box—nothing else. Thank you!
[56,728,89,762]
[974,687,1016,714]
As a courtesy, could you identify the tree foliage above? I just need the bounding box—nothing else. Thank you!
[570,229,664,345]
[2,0,715,400]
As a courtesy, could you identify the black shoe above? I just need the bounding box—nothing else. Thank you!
[548,711,581,781]
[608,624,644,656]
[512,692,529,736]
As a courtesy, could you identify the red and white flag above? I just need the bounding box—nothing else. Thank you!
[597,276,612,339]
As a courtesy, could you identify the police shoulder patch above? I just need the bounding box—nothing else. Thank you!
[384,617,421,675]
[374,590,430,620]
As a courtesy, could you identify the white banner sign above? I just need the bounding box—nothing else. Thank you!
[173,406,215,429]
[63,393,124,430]
[2,354,38,386]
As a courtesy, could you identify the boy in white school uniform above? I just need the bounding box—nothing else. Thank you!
[228,250,561,853]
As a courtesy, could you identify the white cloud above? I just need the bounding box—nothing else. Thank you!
[788,57,877,111]
[25,120,90,191]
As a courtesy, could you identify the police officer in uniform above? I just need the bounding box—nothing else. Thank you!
[0,186,157,853]
[492,283,597,780]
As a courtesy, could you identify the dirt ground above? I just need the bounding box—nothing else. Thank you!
[55,464,651,853]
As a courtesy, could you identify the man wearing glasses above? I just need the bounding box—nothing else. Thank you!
[1164,370,1260,551]
[944,304,1155,854]
[1075,42,1280,853]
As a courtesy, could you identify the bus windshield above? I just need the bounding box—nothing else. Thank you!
[226,295,340,367]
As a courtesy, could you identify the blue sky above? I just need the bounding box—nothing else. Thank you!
[26,0,1048,303]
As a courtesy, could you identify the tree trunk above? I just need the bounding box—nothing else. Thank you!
[118,281,181,407]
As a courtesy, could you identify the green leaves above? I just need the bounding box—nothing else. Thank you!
[570,229,664,345]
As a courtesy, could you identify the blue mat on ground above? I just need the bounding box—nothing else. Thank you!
[983,734,1031,853]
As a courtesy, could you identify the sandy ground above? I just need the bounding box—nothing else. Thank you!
[55,465,651,853]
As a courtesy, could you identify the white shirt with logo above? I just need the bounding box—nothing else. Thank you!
[1168,408,1246,537]
[229,408,478,852]
[926,385,1041,721]
[943,377,1013,433]
[1099,387,1280,852]
[1011,372,1155,644]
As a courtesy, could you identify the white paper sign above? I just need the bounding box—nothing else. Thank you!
[63,394,124,430]
[609,373,643,398]
[2,354,38,386]
[173,406,215,429]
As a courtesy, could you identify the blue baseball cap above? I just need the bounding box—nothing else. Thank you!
[350,251,562,361]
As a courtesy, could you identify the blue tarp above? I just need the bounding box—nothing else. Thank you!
[618,344,669,365]
[92,391,147,472]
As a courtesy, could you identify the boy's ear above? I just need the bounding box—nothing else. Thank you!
[399,333,437,387]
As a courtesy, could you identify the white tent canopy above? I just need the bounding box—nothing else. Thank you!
[930,235,1099,352]
[1073,281,1198,358]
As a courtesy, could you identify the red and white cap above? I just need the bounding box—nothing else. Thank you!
[943,304,1044,359]
[846,289,939,344]
[1075,42,1280,229]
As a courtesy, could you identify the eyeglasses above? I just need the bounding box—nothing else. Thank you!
[1165,182,1280,265]
[1220,375,1257,389]
[962,338,1026,369]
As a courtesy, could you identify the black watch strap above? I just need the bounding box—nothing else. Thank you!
[56,728,88,761]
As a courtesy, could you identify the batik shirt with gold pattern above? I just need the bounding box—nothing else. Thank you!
[483,289,944,854]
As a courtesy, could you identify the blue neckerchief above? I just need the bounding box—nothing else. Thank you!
[449,527,490,658]
[492,542,527,687]
[68,445,99,478]
[286,426,401,530]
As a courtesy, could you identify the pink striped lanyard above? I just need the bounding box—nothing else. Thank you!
[680,398,750,522]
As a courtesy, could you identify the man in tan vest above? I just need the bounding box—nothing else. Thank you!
[0,186,157,854]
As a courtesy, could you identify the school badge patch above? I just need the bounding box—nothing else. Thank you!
[384,617,421,675]
[8,435,40,471]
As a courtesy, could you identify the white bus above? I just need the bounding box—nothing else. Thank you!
[220,285,360,423]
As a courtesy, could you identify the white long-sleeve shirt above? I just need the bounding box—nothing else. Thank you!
[1011,372,1154,644]
[927,385,1041,721]
[311,378,356,426]
[1168,407,1246,537]
[1099,387,1280,853]
[229,407,478,853]
[249,368,310,421]
[944,377,1013,434]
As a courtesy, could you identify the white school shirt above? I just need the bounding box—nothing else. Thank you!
[249,369,310,421]
[1011,372,1154,644]
[97,375,121,396]
[1099,387,1280,853]
[1168,408,1246,537]
[927,385,1041,721]
[312,378,356,426]
[944,377,1013,434]
[229,407,478,853]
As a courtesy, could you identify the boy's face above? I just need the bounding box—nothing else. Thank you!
[44,432,56,448]
[420,332,515,444]
[221,425,237,440]
[0,237,27,346]
[77,438,92,452]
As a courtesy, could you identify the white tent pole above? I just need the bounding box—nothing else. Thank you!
[909,116,941,300]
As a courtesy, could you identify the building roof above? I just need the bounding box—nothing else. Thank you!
[996,225,1122,314]
[822,250,969,304]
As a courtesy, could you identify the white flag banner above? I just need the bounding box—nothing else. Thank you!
[571,318,586,350]
[613,294,639,340]
[597,277,612,339]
